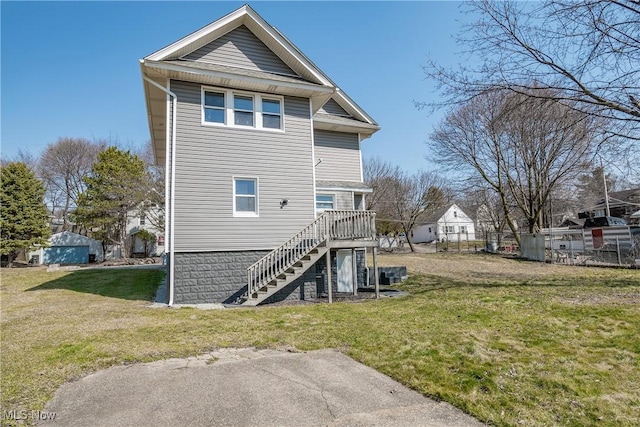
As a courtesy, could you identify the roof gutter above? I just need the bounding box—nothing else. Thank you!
[142,68,177,307]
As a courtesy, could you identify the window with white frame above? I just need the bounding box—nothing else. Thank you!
[202,87,283,131]
[316,194,335,212]
[460,225,467,234]
[262,98,281,129]
[203,91,225,124]
[233,95,254,126]
[234,178,258,216]
[443,225,455,233]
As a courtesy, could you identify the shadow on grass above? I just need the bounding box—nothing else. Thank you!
[27,268,166,301]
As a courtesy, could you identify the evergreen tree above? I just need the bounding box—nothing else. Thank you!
[0,162,51,264]
[576,167,617,213]
[74,147,149,258]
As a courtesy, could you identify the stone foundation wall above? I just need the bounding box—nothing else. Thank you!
[173,250,320,304]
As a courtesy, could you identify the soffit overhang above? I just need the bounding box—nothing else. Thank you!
[313,113,380,138]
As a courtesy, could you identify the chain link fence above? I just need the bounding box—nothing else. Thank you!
[486,227,640,267]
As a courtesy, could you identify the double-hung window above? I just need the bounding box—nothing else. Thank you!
[203,91,225,124]
[234,95,254,126]
[234,178,258,216]
[262,98,281,129]
[202,87,283,131]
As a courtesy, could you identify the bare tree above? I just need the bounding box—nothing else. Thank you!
[430,89,596,244]
[12,150,38,171]
[38,138,104,230]
[136,140,165,231]
[363,156,395,213]
[459,184,515,237]
[377,170,448,252]
[421,0,639,177]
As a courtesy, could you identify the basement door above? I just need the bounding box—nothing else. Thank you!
[336,250,354,293]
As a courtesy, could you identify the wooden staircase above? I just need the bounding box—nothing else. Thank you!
[241,210,377,306]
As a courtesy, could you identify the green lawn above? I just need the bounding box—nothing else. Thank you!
[1,255,639,426]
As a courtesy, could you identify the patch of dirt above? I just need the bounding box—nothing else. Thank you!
[553,292,640,305]
[262,292,379,308]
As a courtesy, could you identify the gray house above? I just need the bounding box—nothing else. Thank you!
[140,5,381,306]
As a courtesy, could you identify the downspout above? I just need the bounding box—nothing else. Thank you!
[142,72,177,307]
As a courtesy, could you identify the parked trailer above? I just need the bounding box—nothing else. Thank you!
[582,225,634,250]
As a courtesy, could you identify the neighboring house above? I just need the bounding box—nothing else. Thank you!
[140,5,380,306]
[28,231,104,265]
[126,207,165,257]
[49,217,80,234]
[585,188,640,223]
[412,204,476,243]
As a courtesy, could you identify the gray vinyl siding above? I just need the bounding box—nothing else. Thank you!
[183,25,295,76]
[171,80,315,252]
[319,99,351,117]
[335,191,354,210]
[314,130,362,182]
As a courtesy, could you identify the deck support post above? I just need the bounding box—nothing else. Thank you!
[352,248,357,296]
[326,249,332,304]
[373,246,380,299]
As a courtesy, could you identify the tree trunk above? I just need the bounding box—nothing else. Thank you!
[403,224,416,252]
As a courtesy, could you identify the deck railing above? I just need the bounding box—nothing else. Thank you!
[246,210,376,299]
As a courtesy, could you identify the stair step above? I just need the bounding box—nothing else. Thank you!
[242,244,329,306]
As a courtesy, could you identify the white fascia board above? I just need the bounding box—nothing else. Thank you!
[316,186,373,193]
[334,89,378,127]
[143,60,334,96]
[140,61,166,164]
[144,5,333,89]
[313,114,381,134]
[145,6,249,61]
[243,7,333,87]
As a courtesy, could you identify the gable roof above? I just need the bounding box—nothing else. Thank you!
[419,204,474,225]
[421,206,451,225]
[145,5,332,87]
[141,4,379,163]
[593,187,640,209]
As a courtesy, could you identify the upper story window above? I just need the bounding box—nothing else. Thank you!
[202,87,283,131]
[204,91,225,124]
[234,177,258,217]
[140,214,146,226]
[262,98,281,129]
[234,95,254,126]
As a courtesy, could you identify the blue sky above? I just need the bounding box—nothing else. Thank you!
[1,1,470,173]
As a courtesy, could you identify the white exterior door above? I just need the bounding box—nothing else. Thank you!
[336,250,354,292]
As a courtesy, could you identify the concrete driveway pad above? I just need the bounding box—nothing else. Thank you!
[41,348,484,427]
